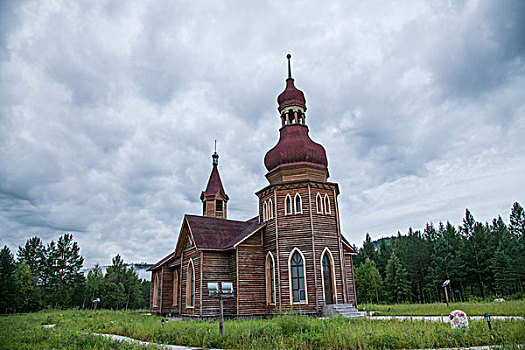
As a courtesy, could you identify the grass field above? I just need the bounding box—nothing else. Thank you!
[1,305,524,349]
[359,300,525,316]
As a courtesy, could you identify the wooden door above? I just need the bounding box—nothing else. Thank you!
[322,254,334,304]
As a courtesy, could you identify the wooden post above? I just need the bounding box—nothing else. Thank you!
[443,286,449,308]
[219,297,224,336]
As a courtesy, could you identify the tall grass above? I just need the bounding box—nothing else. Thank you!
[1,309,524,349]
[359,300,525,316]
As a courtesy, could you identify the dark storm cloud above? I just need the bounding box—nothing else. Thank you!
[1,0,524,270]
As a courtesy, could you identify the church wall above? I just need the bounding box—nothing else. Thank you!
[344,251,357,305]
[274,185,318,314]
[237,245,267,315]
[201,251,236,317]
[310,186,346,306]
[180,247,201,317]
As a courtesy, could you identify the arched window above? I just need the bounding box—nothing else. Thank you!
[186,259,195,308]
[263,202,267,222]
[289,249,307,303]
[268,199,273,219]
[321,248,336,305]
[294,193,302,214]
[152,272,160,307]
[266,252,276,304]
[285,194,292,215]
[324,194,331,215]
[173,269,179,306]
[316,193,323,214]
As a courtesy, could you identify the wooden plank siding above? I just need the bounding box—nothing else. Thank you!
[237,245,267,315]
[200,251,237,317]
[180,247,201,317]
[344,251,357,305]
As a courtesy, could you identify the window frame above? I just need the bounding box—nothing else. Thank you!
[324,194,331,215]
[266,252,276,305]
[186,259,195,308]
[263,201,267,222]
[316,193,323,214]
[294,193,302,214]
[173,269,179,306]
[288,248,308,304]
[320,248,337,304]
[268,199,273,219]
[285,194,293,215]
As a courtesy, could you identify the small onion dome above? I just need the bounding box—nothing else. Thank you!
[277,78,306,111]
[264,124,327,171]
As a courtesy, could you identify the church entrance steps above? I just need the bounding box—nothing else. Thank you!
[323,304,365,318]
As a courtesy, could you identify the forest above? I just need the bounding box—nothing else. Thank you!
[0,234,150,313]
[353,202,525,304]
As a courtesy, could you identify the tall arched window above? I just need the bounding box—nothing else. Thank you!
[289,249,307,303]
[268,199,273,219]
[316,193,323,214]
[294,193,302,214]
[173,269,179,306]
[285,194,292,215]
[152,272,160,307]
[324,194,331,215]
[186,259,195,308]
[263,202,267,222]
[266,252,276,304]
[321,248,335,305]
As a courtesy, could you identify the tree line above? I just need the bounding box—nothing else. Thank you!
[353,202,525,304]
[0,234,150,313]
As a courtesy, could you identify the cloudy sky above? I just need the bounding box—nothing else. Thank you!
[1,0,524,270]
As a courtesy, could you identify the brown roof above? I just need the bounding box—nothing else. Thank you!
[186,215,263,250]
[147,251,176,271]
[201,164,227,198]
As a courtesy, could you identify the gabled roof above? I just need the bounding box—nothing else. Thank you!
[341,235,357,254]
[147,252,176,271]
[185,215,263,250]
[200,164,228,199]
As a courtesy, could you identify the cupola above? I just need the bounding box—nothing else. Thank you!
[201,145,229,218]
[264,55,329,184]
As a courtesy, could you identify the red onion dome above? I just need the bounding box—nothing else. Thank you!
[277,78,306,110]
[264,124,327,171]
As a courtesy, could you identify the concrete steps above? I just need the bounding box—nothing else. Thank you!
[323,304,366,319]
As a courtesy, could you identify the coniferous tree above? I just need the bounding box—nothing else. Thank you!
[376,239,393,279]
[355,258,383,303]
[385,253,410,303]
[0,246,17,313]
[509,202,524,294]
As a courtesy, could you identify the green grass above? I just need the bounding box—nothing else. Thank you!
[1,308,524,349]
[358,300,525,316]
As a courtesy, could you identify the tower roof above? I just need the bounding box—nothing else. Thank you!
[264,124,327,172]
[200,151,228,200]
[265,55,328,173]
[277,54,306,112]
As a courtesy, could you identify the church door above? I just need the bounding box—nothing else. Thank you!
[322,254,334,304]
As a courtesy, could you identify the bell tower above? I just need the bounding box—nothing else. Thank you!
[256,55,352,312]
[200,144,229,218]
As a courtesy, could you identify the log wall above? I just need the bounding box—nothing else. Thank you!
[201,251,237,317]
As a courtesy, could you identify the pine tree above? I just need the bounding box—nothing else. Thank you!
[355,258,383,303]
[509,202,525,293]
[0,246,17,313]
[14,263,34,312]
[385,253,410,303]
[376,239,393,279]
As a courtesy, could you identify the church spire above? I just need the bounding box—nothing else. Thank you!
[277,54,307,127]
[200,144,229,218]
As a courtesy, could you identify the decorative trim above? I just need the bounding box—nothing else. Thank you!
[288,248,308,305]
[265,252,276,305]
[316,193,323,214]
[285,193,292,215]
[186,259,195,308]
[320,247,337,305]
[294,193,302,214]
[324,194,331,215]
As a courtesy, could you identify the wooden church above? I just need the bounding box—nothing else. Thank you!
[148,55,357,317]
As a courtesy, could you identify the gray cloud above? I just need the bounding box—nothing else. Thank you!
[1,0,524,270]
